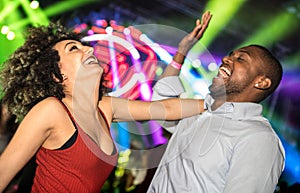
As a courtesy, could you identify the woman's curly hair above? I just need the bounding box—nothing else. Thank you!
[0,22,107,121]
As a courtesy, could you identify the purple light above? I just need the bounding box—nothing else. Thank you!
[87,29,94,35]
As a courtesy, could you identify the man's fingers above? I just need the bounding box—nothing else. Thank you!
[190,11,212,40]
[194,12,212,39]
[196,19,201,26]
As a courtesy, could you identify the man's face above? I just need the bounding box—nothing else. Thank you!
[209,46,264,101]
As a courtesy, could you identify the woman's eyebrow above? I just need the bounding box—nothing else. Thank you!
[64,41,77,49]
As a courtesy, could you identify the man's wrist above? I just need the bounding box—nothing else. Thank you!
[170,60,183,69]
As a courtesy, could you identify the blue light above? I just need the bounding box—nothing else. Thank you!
[281,138,300,185]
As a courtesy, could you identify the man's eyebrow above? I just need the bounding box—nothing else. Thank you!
[229,49,251,57]
[228,50,233,56]
[238,50,251,56]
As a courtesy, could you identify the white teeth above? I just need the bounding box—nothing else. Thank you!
[219,66,231,78]
[83,56,98,65]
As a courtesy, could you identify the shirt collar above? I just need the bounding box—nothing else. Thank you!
[204,94,263,120]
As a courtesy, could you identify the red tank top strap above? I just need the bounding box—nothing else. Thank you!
[52,97,77,126]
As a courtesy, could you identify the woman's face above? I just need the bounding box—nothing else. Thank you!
[53,40,102,84]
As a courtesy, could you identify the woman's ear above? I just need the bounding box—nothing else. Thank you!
[61,74,67,81]
[254,76,271,90]
[53,74,67,83]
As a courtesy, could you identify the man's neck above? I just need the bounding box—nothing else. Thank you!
[211,99,225,111]
[209,93,228,111]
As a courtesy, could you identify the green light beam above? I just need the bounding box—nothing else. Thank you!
[192,0,247,51]
[44,0,98,17]
[0,6,25,66]
[7,0,98,31]
[238,11,299,48]
[0,1,20,23]
[20,0,49,26]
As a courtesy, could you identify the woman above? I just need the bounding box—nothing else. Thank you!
[0,12,211,192]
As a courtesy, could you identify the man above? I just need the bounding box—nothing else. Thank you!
[147,12,285,193]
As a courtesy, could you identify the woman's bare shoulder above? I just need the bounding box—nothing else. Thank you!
[26,97,66,122]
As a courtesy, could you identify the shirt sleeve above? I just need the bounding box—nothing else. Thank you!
[152,76,185,99]
[223,132,285,193]
[151,76,185,133]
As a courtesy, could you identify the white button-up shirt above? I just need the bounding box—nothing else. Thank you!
[148,76,285,193]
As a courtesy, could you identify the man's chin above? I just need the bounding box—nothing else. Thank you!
[208,85,226,99]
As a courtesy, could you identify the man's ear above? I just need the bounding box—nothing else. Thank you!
[254,76,271,90]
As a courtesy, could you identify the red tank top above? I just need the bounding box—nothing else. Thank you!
[31,100,118,193]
